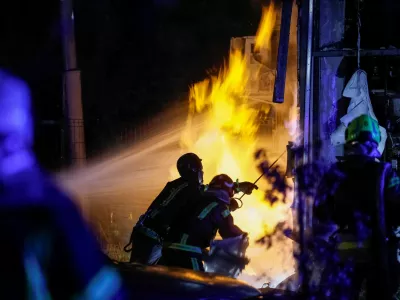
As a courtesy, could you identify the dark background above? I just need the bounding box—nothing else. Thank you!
[0,0,263,171]
[0,0,399,171]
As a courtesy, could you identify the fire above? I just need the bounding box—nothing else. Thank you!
[175,4,287,240]
[171,3,297,287]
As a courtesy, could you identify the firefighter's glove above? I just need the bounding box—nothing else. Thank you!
[202,248,210,260]
[229,198,239,212]
[201,184,209,192]
[235,181,258,195]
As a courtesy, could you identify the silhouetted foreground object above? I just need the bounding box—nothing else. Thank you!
[115,263,261,300]
[313,114,400,299]
[0,170,126,299]
[0,70,126,299]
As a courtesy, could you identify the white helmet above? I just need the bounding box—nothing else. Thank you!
[0,70,33,147]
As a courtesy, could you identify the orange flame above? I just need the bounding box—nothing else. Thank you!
[255,4,277,53]
[176,3,286,240]
[172,3,297,286]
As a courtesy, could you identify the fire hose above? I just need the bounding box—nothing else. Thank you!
[206,149,289,278]
[234,149,287,208]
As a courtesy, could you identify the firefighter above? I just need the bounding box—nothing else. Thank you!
[313,114,400,299]
[158,174,257,271]
[125,152,205,265]
[0,70,126,299]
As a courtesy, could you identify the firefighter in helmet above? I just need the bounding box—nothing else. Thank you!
[158,174,257,271]
[125,153,204,265]
[314,114,400,299]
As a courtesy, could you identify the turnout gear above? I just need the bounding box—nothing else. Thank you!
[159,175,247,272]
[125,213,163,265]
[314,156,400,247]
[143,177,202,237]
[314,121,400,299]
[127,155,203,265]
[229,198,240,212]
[315,158,400,299]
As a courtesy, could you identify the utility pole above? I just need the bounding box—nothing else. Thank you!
[60,0,86,168]
[60,0,88,215]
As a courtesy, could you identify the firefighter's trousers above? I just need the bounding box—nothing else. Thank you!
[129,229,162,265]
[159,248,204,272]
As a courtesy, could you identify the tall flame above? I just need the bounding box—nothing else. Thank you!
[179,4,285,238]
[174,4,296,286]
[188,51,259,140]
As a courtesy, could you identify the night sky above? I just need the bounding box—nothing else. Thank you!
[1,0,400,170]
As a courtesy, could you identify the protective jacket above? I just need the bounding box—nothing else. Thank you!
[314,154,400,299]
[163,187,244,258]
[314,155,400,235]
[137,177,202,240]
[127,177,202,264]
